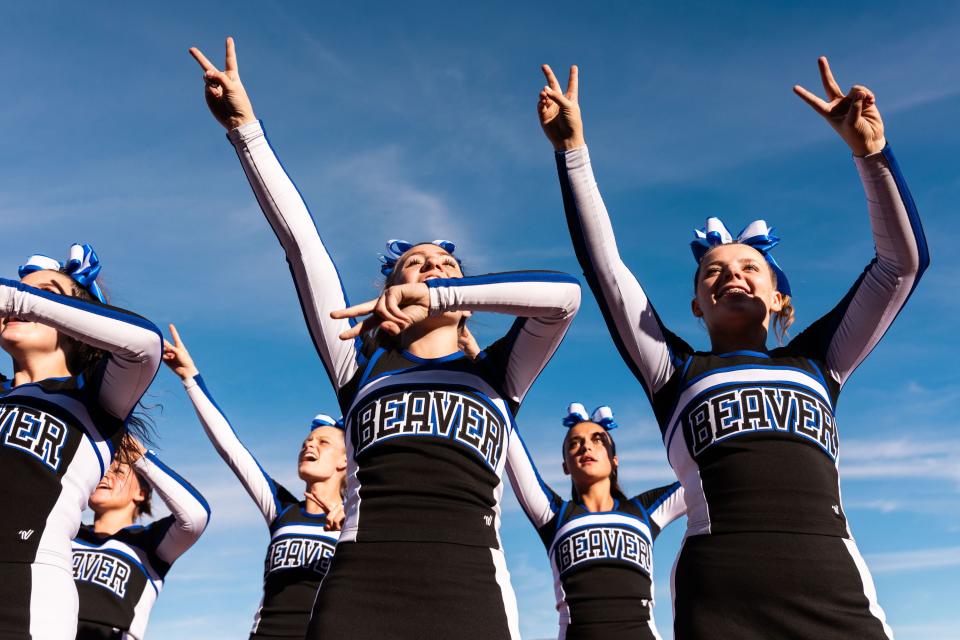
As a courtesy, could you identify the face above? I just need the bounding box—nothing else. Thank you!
[88,460,145,514]
[390,244,463,285]
[0,270,77,358]
[563,422,618,490]
[298,426,348,484]
[691,244,783,335]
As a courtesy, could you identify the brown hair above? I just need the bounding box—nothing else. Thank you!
[56,271,157,448]
[692,245,795,345]
[562,427,628,504]
[132,469,153,519]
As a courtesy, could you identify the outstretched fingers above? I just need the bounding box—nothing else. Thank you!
[818,56,844,100]
[566,65,579,101]
[168,323,185,348]
[541,64,563,93]
[331,299,377,320]
[793,84,830,115]
[188,47,218,73]
[224,36,238,73]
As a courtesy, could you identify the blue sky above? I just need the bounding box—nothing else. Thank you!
[2,1,958,638]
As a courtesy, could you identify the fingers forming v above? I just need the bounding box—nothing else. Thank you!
[792,84,830,115]
[818,56,844,100]
[225,36,238,73]
[188,47,218,73]
[541,64,563,93]
[168,323,184,347]
[567,65,579,100]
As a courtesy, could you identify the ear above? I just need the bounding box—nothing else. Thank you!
[769,291,784,313]
[691,297,703,318]
[612,454,619,469]
[337,452,348,473]
[562,461,570,476]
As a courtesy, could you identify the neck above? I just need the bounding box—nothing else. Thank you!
[304,477,342,515]
[11,353,72,387]
[93,507,137,536]
[708,325,769,354]
[400,321,460,359]
[578,478,616,513]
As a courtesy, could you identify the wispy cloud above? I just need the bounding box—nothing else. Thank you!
[842,437,960,486]
[866,546,960,574]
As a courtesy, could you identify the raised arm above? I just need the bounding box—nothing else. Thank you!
[133,450,210,564]
[505,425,562,531]
[163,325,291,525]
[0,279,162,419]
[791,57,929,385]
[538,65,692,402]
[189,38,361,390]
[634,482,686,537]
[335,272,581,405]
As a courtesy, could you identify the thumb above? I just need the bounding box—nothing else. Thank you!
[845,93,864,127]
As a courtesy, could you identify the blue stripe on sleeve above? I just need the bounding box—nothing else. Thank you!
[194,374,281,516]
[425,271,580,288]
[143,451,211,519]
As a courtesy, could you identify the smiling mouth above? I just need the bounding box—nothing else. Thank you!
[716,286,751,300]
[301,453,318,462]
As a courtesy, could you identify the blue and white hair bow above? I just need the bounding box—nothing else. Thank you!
[378,239,460,276]
[310,414,344,431]
[18,243,106,304]
[690,217,791,296]
[562,403,618,431]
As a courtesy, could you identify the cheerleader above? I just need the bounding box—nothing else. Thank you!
[73,437,209,639]
[507,403,684,640]
[0,244,162,638]
[537,58,927,638]
[188,38,581,639]
[162,325,345,639]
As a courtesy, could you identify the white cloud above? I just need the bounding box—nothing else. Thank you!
[866,546,960,574]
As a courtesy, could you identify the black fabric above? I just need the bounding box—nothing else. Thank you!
[673,532,889,640]
[73,523,170,635]
[0,562,31,638]
[251,498,336,639]
[538,498,659,625]
[562,618,658,640]
[75,621,123,640]
[306,541,512,640]
[338,348,512,548]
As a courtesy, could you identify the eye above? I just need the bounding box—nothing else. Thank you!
[405,257,424,268]
[704,265,722,276]
[744,262,760,272]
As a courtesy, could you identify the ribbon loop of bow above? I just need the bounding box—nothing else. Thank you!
[310,414,344,431]
[690,217,791,296]
[18,244,107,304]
[562,403,618,430]
[379,239,460,276]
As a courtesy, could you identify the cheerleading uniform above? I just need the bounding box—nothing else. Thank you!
[0,279,162,639]
[182,374,340,639]
[226,120,581,639]
[555,145,928,639]
[73,452,209,640]
[507,433,685,640]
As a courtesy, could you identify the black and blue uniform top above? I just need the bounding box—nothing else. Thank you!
[227,120,582,551]
[507,435,685,629]
[183,374,339,639]
[554,144,928,539]
[0,279,162,575]
[73,451,210,640]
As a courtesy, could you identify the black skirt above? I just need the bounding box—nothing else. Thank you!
[561,617,662,640]
[306,540,518,640]
[673,532,892,640]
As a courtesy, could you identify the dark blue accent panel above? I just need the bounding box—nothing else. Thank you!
[425,270,580,289]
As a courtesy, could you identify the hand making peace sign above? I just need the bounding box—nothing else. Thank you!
[538,64,585,152]
[189,36,257,131]
[794,56,886,156]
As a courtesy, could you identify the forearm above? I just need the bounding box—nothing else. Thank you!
[505,428,560,528]
[556,147,684,395]
[183,374,280,523]
[227,120,360,389]
[0,279,162,417]
[133,452,210,561]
